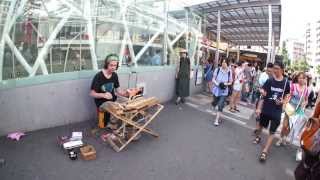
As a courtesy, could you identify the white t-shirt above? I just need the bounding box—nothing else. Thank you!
[258,72,269,87]
[233,67,244,91]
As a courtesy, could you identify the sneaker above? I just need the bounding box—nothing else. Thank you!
[296,149,303,162]
[275,138,283,146]
[175,97,181,105]
[214,120,219,126]
[0,158,5,167]
[181,98,185,103]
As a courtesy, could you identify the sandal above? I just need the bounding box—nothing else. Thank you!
[253,136,261,144]
[259,152,268,162]
[229,108,236,113]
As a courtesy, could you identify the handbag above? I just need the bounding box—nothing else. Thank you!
[285,84,306,117]
[285,103,296,116]
[300,118,320,155]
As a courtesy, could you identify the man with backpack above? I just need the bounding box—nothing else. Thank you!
[211,59,233,126]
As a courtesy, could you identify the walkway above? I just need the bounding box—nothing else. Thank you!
[0,94,298,180]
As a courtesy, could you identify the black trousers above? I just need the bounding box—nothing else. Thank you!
[295,152,320,180]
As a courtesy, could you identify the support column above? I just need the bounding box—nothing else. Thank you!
[226,43,229,58]
[237,45,240,63]
[267,4,272,65]
[163,0,168,65]
[271,32,276,63]
[185,8,189,54]
[84,0,98,70]
[214,10,221,67]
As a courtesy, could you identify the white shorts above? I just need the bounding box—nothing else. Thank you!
[233,82,242,92]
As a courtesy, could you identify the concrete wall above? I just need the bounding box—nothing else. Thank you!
[0,68,203,136]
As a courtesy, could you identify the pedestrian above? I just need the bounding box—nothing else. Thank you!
[250,63,260,104]
[253,62,274,135]
[253,61,290,162]
[239,62,249,103]
[229,61,244,112]
[211,59,233,126]
[204,56,214,93]
[175,49,190,105]
[276,72,309,147]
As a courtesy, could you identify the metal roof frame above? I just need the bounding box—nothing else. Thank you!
[189,0,281,46]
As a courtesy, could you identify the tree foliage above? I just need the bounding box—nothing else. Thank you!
[316,65,320,75]
[291,59,310,72]
[281,41,291,67]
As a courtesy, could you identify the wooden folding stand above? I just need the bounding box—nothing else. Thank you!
[99,97,163,152]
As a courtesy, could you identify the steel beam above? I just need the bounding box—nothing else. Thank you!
[4,35,32,74]
[267,4,272,64]
[207,22,280,30]
[214,10,221,67]
[192,0,280,14]
[84,0,98,70]
[30,11,73,77]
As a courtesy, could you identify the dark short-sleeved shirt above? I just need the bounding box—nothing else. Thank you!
[90,71,120,107]
[261,77,290,120]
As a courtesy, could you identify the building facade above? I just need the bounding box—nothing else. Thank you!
[305,20,320,84]
[286,38,305,63]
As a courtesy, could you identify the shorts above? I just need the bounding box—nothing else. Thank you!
[212,95,227,112]
[259,113,281,134]
[233,82,242,92]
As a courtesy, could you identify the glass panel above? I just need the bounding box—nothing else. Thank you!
[136,47,163,66]
[0,0,202,83]
[96,22,123,68]
[129,0,165,66]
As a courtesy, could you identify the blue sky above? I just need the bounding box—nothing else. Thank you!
[281,0,320,40]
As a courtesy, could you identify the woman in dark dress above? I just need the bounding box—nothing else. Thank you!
[175,49,190,105]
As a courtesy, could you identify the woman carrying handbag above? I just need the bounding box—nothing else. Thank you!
[277,72,309,147]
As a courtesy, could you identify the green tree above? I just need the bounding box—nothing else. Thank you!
[281,41,291,67]
[316,65,320,75]
[291,59,309,72]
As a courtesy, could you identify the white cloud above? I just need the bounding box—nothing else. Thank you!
[281,0,320,40]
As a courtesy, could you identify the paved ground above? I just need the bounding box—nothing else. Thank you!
[0,93,300,180]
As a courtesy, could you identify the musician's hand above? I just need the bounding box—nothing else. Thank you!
[103,92,113,100]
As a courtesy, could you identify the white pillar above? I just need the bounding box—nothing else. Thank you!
[84,0,98,70]
[163,0,168,65]
[271,32,276,63]
[215,10,221,67]
[267,4,272,65]
[237,45,240,62]
[185,8,189,54]
[226,43,229,58]
[30,12,72,77]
